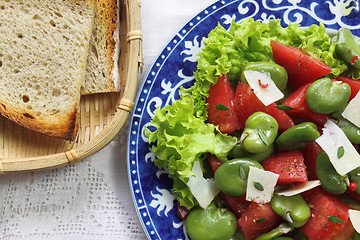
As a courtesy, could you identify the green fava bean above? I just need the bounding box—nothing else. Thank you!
[255,223,294,240]
[233,231,246,240]
[240,112,279,153]
[351,232,360,240]
[276,122,320,151]
[228,143,275,162]
[316,151,348,194]
[340,194,360,211]
[306,78,351,114]
[349,167,360,195]
[335,27,360,69]
[240,62,288,91]
[291,228,308,240]
[185,203,237,240]
[214,158,263,196]
[270,194,311,227]
[337,118,360,144]
[332,109,360,144]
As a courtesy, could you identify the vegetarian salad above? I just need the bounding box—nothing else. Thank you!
[145,18,360,240]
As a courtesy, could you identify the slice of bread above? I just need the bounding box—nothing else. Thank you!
[80,0,120,95]
[0,0,95,140]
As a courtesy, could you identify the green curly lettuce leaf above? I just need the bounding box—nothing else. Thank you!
[145,95,237,209]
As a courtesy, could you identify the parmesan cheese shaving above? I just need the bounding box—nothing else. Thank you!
[187,161,219,208]
[315,120,360,175]
[246,167,279,204]
[243,70,284,106]
[342,91,360,128]
[349,209,360,233]
[277,180,321,196]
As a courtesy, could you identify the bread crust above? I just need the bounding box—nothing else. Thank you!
[0,101,78,140]
[81,0,120,94]
[102,0,120,92]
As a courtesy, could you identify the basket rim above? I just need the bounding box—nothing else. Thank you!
[0,0,142,173]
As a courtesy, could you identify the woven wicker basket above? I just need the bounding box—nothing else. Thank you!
[0,0,142,173]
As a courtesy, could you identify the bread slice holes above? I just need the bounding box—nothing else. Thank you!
[52,89,61,97]
[17,33,23,38]
[14,69,20,74]
[0,6,5,10]
[0,61,2,67]
[23,113,34,119]
[0,103,6,110]
[33,14,42,20]
[50,20,56,27]
[22,95,30,103]
[54,11,63,18]
[90,45,98,58]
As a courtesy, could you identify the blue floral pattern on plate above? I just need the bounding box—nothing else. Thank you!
[127,0,360,239]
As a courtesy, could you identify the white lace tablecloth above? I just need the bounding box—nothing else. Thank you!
[0,1,215,239]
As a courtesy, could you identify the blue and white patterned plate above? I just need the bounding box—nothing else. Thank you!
[128,1,360,239]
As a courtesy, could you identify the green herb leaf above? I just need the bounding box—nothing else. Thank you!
[256,218,267,223]
[215,104,230,111]
[327,216,345,223]
[253,181,264,191]
[276,105,294,111]
[337,146,345,159]
[258,129,269,145]
[239,164,247,180]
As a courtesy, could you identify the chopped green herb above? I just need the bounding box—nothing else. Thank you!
[327,216,345,223]
[239,164,247,180]
[337,146,345,159]
[258,128,269,145]
[276,105,294,111]
[215,104,230,111]
[253,181,264,191]
[256,218,267,223]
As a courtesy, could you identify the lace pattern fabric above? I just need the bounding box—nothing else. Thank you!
[0,124,145,240]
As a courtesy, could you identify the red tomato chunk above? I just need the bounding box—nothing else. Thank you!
[302,142,323,180]
[301,188,352,240]
[220,193,249,219]
[262,150,308,185]
[206,74,241,134]
[271,40,332,90]
[237,202,283,240]
[206,154,223,173]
